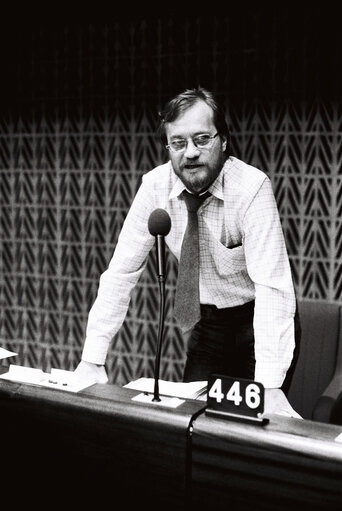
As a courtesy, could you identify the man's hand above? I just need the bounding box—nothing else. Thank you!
[264,388,302,419]
[73,360,108,384]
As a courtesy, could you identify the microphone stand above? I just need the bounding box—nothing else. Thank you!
[153,235,166,402]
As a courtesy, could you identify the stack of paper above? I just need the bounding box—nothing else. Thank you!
[124,377,207,399]
[0,364,97,393]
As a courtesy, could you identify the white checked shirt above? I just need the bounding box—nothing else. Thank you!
[82,156,296,388]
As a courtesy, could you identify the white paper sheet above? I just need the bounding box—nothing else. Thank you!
[124,377,207,399]
[0,364,97,392]
[334,432,342,443]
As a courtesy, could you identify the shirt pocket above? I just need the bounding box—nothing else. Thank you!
[211,239,246,275]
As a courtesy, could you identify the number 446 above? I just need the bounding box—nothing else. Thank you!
[208,378,261,409]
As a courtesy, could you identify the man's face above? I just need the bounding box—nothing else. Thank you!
[165,100,227,194]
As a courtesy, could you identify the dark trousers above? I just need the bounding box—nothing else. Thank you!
[182,300,301,395]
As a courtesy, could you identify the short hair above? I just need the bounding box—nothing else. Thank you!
[157,87,230,155]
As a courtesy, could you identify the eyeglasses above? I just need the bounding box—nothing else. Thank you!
[166,133,219,153]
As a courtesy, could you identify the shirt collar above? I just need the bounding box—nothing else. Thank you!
[168,159,227,201]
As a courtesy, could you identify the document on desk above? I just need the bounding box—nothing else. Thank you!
[124,377,207,399]
[335,432,342,443]
[0,347,18,360]
[0,364,97,392]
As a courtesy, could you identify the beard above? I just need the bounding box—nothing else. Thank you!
[171,154,226,194]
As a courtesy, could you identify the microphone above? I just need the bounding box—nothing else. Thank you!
[148,209,171,402]
[148,209,171,281]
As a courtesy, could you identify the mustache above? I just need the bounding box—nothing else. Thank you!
[183,163,205,168]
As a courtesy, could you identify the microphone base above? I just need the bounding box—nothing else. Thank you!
[131,392,185,409]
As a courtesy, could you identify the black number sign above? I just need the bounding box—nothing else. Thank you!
[206,374,269,425]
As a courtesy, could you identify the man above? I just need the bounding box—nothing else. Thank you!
[74,87,301,418]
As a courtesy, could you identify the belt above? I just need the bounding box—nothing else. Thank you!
[200,300,255,318]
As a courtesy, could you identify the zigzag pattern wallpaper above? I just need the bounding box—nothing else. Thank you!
[0,10,341,384]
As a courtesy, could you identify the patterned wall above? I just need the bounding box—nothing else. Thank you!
[0,11,341,384]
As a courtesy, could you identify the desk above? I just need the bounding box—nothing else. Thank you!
[1,373,342,510]
[190,413,342,510]
[0,376,205,509]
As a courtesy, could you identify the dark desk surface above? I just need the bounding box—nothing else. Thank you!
[1,368,342,510]
[0,374,205,510]
[191,412,342,511]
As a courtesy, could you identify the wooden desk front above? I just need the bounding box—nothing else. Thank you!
[190,412,342,510]
[1,373,342,511]
[0,377,204,509]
